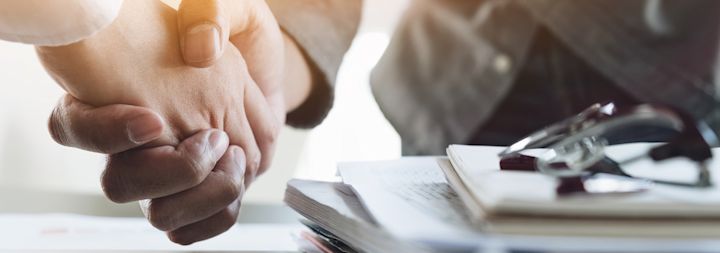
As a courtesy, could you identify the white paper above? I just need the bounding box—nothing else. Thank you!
[285,179,427,253]
[337,158,477,245]
[0,213,302,251]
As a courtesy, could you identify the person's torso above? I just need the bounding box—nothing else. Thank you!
[371,0,720,155]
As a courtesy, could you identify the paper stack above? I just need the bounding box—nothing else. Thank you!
[285,144,720,253]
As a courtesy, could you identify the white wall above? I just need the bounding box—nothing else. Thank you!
[293,0,411,181]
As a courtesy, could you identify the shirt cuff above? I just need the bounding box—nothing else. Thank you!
[267,0,362,128]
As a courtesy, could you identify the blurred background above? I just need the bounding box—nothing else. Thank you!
[0,0,409,218]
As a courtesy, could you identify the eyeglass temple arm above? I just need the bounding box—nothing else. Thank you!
[648,108,718,162]
[649,139,712,162]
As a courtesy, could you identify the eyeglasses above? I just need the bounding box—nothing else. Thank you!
[498,102,719,195]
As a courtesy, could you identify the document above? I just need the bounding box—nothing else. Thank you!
[315,156,720,252]
[285,179,428,253]
[337,158,480,248]
[446,143,720,219]
[288,178,720,253]
[0,213,302,252]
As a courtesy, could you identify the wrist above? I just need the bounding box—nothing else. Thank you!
[281,31,313,113]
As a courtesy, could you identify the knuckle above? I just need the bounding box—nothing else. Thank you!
[246,150,262,175]
[260,121,280,147]
[257,124,279,177]
[100,170,128,203]
[217,208,238,230]
[179,156,208,187]
[147,201,176,231]
[219,177,242,204]
[240,148,262,187]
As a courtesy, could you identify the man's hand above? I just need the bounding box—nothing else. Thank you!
[177,0,289,175]
[49,95,248,244]
[38,0,277,244]
[37,0,277,179]
[176,0,313,120]
[171,0,315,179]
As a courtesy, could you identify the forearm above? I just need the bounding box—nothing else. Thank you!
[281,32,313,113]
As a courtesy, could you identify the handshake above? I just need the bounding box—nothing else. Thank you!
[35,0,312,245]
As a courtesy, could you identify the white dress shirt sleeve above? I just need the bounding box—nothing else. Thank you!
[0,0,123,46]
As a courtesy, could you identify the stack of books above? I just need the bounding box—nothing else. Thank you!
[285,143,720,252]
[285,180,430,253]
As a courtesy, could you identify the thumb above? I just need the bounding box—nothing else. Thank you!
[178,0,230,68]
[49,95,165,154]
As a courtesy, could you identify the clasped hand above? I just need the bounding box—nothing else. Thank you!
[36,0,293,245]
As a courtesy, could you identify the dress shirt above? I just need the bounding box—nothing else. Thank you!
[271,0,720,155]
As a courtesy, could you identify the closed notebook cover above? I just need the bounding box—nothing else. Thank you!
[445,143,720,219]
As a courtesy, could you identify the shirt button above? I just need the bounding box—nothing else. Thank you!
[493,54,512,74]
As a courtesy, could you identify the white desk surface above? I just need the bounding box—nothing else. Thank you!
[0,214,304,252]
[0,187,304,252]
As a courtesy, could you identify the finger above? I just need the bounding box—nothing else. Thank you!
[102,130,229,203]
[167,199,242,245]
[226,1,286,117]
[49,95,164,154]
[244,81,281,181]
[178,0,229,67]
[226,1,284,92]
[233,111,262,186]
[145,146,246,231]
[222,73,263,186]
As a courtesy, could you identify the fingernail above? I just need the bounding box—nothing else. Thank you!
[184,23,222,64]
[207,131,229,155]
[127,113,163,144]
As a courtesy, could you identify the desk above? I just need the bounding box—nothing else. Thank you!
[0,187,304,252]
